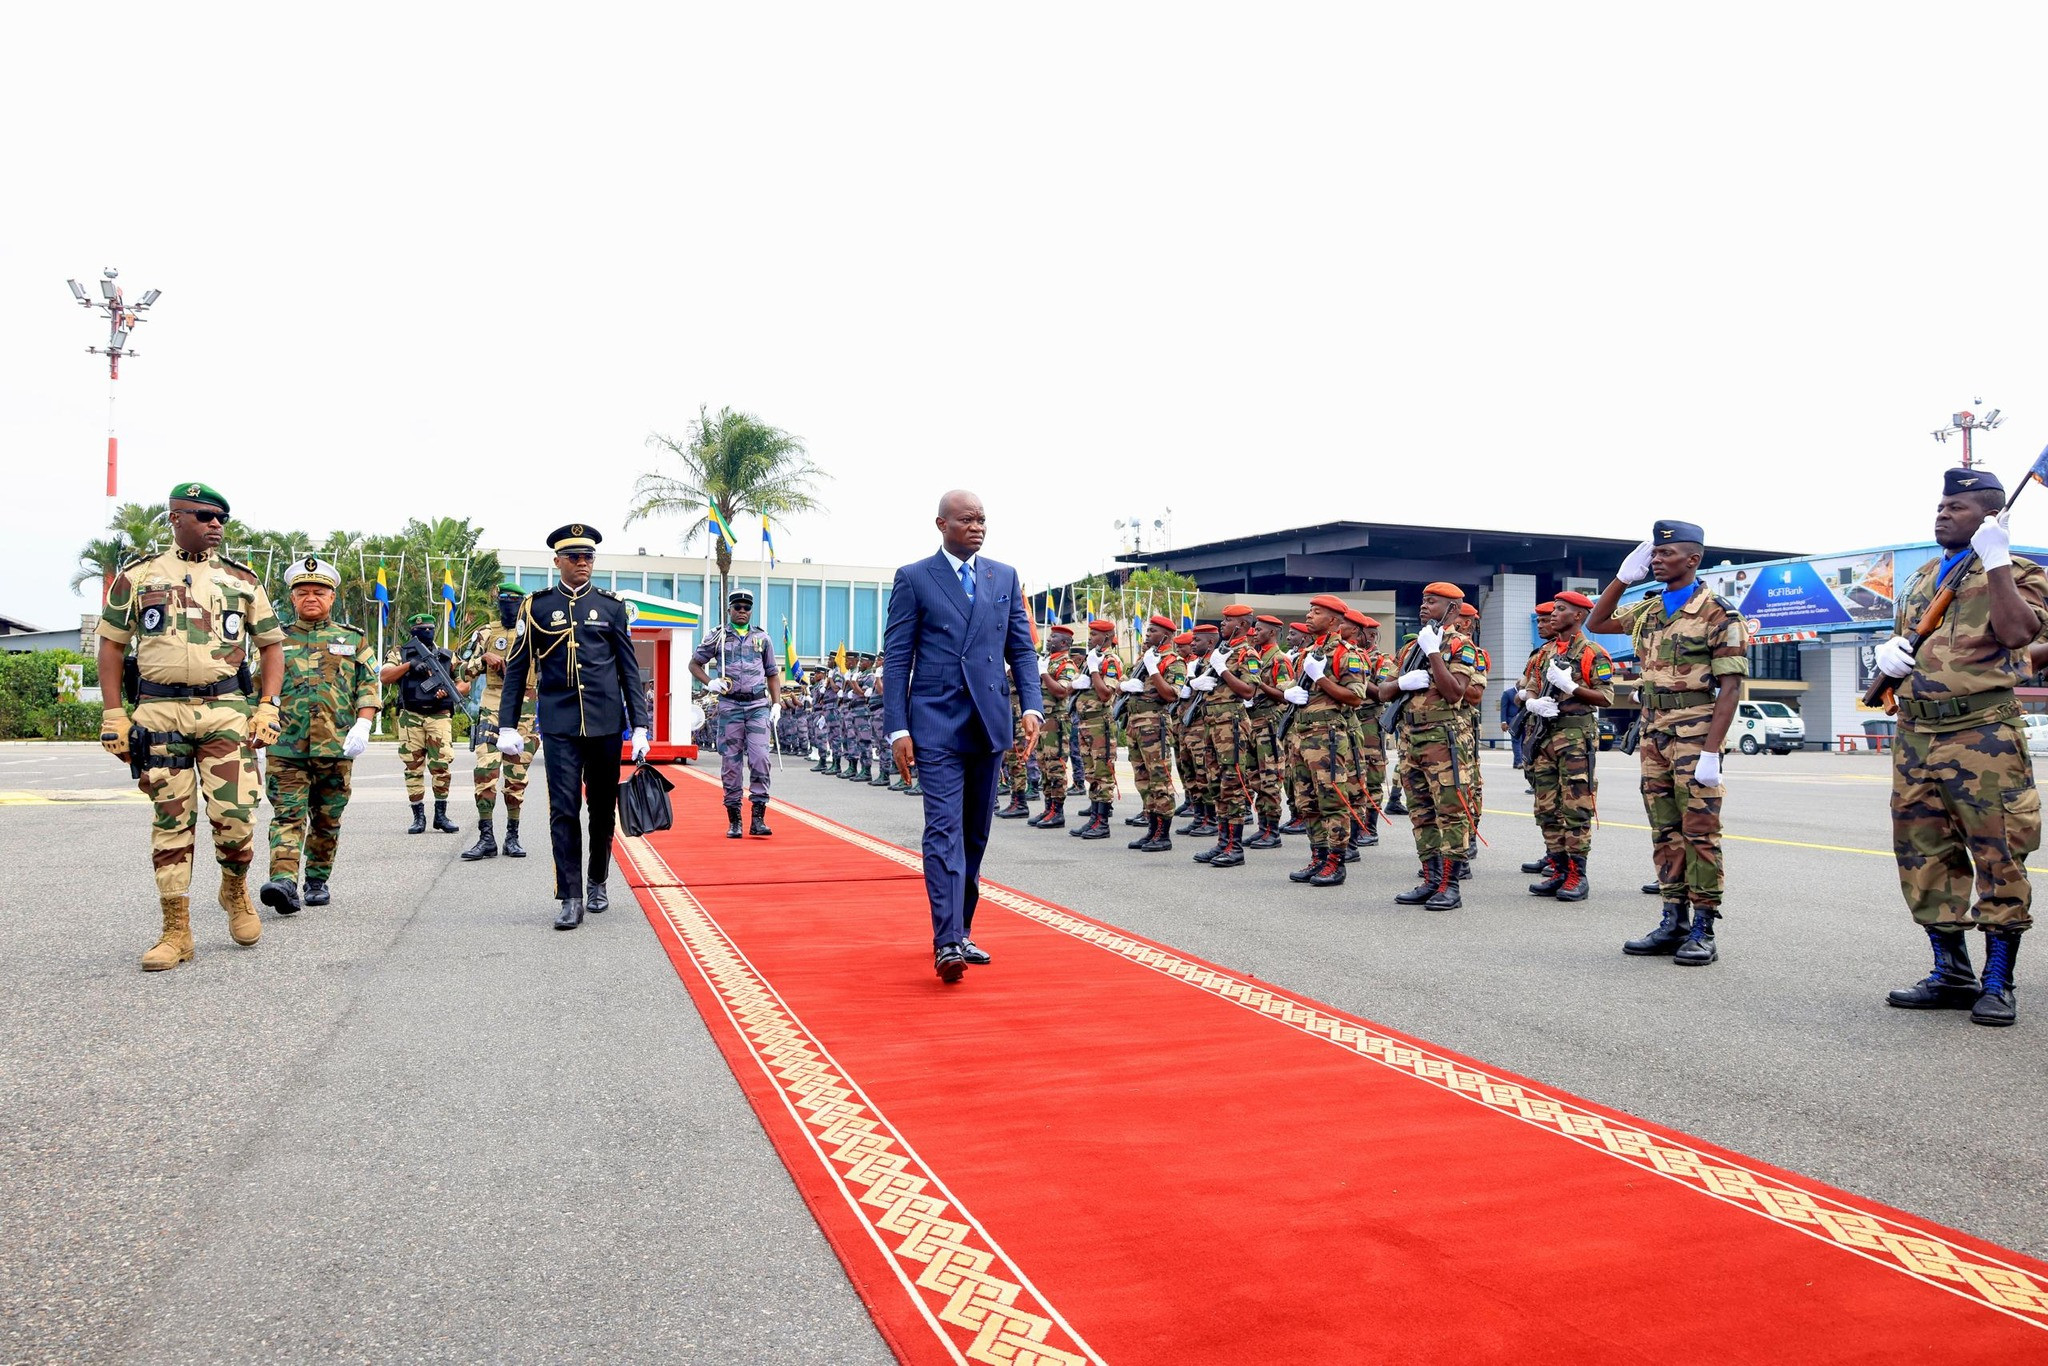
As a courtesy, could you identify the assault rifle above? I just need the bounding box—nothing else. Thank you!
[402,636,483,735]
[1380,636,1431,734]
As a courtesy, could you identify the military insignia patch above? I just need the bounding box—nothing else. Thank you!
[552,610,565,623]
[184,483,203,497]
[222,612,244,640]
[141,606,164,633]
[588,609,599,621]
[304,555,318,571]
[571,524,585,536]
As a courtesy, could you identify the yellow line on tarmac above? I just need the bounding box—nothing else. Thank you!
[0,790,147,805]
[1488,807,2048,874]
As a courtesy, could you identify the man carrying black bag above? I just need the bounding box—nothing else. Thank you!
[618,762,675,838]
[498,524,650,931]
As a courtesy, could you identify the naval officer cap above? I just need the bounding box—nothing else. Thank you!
[1943,467,2005,497]
[728,588,755,605]
[286,555,341,591]
[1652,519,1706,546]
[547,523,602,552]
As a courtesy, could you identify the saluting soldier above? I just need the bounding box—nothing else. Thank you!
[498,524,650,930]
[1520,590,1614,901]
[1029,623,1080,828]
[259,556,379,915]
[1286,595,1370,886]
[1069,619,1125,839]
[1121,615,1188,852]
[691,588,782,837]
[458,585,539,861]
[379,613,462,835]
[96,481,284,969]
[1589,519,1749,965]
[1381,583,1484,910]
[1875,468,2046,1025]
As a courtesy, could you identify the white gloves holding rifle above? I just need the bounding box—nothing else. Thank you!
[1208,647,1231,672]
[1084,649,1103,673]
[1119,678,1145,694]
[1526,696,1561,719]
[1283,686,1311,705]
[1875,635,1917,679]
[1191,675,1217,692]
[1544,662,1578,695]
[1302,654,1326,682]
[1414,623,1444,657]
[1972,513,2013,570]
[1141,648,1161,673]
[1397,670,1432,692]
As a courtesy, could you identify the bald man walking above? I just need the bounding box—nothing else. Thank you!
[885,491,1044,982]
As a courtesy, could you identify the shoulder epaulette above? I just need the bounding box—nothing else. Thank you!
[217,555,259,579]
[117,551,150,572]
[596,587,618,601]
[1710,593,1738,613]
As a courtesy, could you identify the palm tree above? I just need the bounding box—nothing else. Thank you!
[71,502,169,597]
[71,537,132,594]
[626,405,828,606]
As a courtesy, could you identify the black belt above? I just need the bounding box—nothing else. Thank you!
[726,689,762,703]
[138,677,243,700]
[1899,689,2015,723]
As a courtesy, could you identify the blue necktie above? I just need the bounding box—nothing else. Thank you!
[959,562,975,603]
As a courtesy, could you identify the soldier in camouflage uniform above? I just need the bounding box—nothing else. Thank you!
[1286,596,1370,886]
[458,585,539,861]
[691,588,782,837]
[1175,626,1222,840]
[1195,606,1269,867]
[1120,615,1188,852]
[1590,519,1750,965]
[1028,623,1080,828]
[97,481,284,970]
[259,557,380,914]
[1875,468,2047,1026]
[1278,622,1316,835]
[1346,612,1397,848]
[1069,620,1124,839]
[1518,590,1614,901]
[1456,602,1491,852]
[380,613,461,834]
[997,684,1033,817]
[1380,583,1485,910]
[1238,613,1295,849]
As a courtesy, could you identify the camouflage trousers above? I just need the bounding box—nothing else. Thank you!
[473,712,537,819]
[397,710,454,801]
[1181,706,1219,806]
[1399,722,1472,859]
[1465,719,1484,825]
[1003,705,1030,793]
[717,702,773,803]
[1639,709,1724,909]
[1284,724,1314,821]
[694,698,721,752]
[1076,710,1118,803]
[132,695,258,897]
[1035,709,1070,802]
[1892,720,2039,930]
[1355,721,1388,812]
[266,756,352,882]
[1293,710,1359,849]
[1247,708,1286,824]
[1204,703,1255,822]
[1125,709,1178,816]
[1528,717,1598,856]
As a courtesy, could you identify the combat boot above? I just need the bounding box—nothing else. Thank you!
[1189,804,1220,838]
[1309,846,1346,887]
[503,818,527,857]
[1424,860,1462,911]
[220,870,262,947]
[1244,820,1282,850]
[997,791,1031,819]
[889,771,909,791]
[1449,857,1472,882]
[1674,905,1719,965]
[1033,797,1066,830]
[825,756,841,776]
[1174,797,1196,817]
[1079,802,1113,840]
[1384,789,1407,816]
[1641,882,1662,896]
[726,803,743,839]
[1887,927,1979,1009]
[1339,840,1360,864]
[1290,845,1325,883]
[1069,800,1097,836]
[1193,822,1229,863]
[407,802,427,834]
[1530,856,1568,896]
[1126,810,1150,827]
[302,880,330,906]
[1357,808,1380,847]
[1522,852,1557,876]
[1128,812,1158,850]
[904,778,922,795]
[259,877,302,916]
[1625,901,1692,955]
[1554,854,1589,903]
[750,800,773,836]
[1971,930,2021,1026]
[1278,809,1309,836]
[432,800,460,833]
[1395,857,1441,905]
[1175,802,1203,836]
[1138,812,1174,853]
[141,894,195,971]
[1026,774,1041,800]
[868,767,890,787]
[811,754,829,773]
[461,818,499,861]
[1210,823,1247,869]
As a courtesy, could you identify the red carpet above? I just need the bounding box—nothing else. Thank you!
[619,766,2048,1365]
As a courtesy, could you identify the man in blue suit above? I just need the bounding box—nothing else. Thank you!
[885,490,1044,982]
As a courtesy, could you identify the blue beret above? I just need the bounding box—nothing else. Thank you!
[1653,519,1705,545]
[1943,467,2004,497]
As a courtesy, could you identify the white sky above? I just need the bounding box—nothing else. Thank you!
[5,4,2047,629]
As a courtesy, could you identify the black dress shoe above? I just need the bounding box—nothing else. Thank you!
[554,897,585,931]
[960,939,991,965]
[586,881,610,913]
[935,943,967,982]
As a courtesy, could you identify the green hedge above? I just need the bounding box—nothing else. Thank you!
[0,650,95,740]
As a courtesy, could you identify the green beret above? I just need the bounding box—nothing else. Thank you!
[169,481,229,514]
[496,583,525,597]
[407,612,436,627]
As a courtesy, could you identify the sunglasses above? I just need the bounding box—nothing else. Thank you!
[558,551,595,563]
[177,508,228,524]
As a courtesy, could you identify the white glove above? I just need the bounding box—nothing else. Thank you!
[1191,675,1217,692]
[1242,695,1256,709]
[1617,539,1655,584]
[1084,649,1102,673]
[707,677,732,696]
[1526,696,1561,719]
[1695,750,1722,787]
[1874,635,1917,679]
[1397,669,1432,692]
[630,727,651,762]
[342,717,372,759]
[1208,647,1231,672]
[1971,513,2013,571]
[1516,688,1533,704]
[1302,653,1326,681]
[769,702,782,727]
[1119,678,1145,694]
[1544,662,1577,694]
[1141,648,1161,672]
[498,728,527,757]
[1283,686,1311,705]
[1414,623,1444,656]
[1175,684,1191,699]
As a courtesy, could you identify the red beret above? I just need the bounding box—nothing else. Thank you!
[1555,590,1595,609]
[1173,632,1193,646]
[1534,602,1557,614]
[1342,608,1369,626]
[1048,621,1075,636]
[1222,604,1254,618]
[1287,621,1310,632]
[1422,582,1465,601]
[1308,593,1349,613]
[1360,616,1381,629]
[1256,614,1284,626]
[1459,603,1479,618]
[1191,620,1220,633]
[1148,614,1177,630]
[1088,618,1115,632]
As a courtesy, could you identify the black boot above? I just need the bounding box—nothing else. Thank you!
[1139,812,1174,853]
[996,791,1031,819]
[1126,809,1150,826]
[1425,859,1462,911]
[1026,774,1040,800]
[301,879,329,906]
[869,766,891,787]
[1642,881,1662,896]
[1034,797,1066,830]
[1522,853,1556,876]
[554,896,584,931]
[259,877,301,916]
[1175,802,1203,836]
[1278,809,1309,836]
[1674,905,1719,966]
[1189,803,1220,838]
[1625,901,1692,955]
[750,800,772,836]
[461,818,498,861]
[1384,790,1407,816]
[586,880,610,913]
[810,753,828,772]
[1887,927,1980,1009]
[433,800,460,833]
[407,802,426,834]
[726,803,743,839]
[1555,854,1589,903]
[1357,808,1379,847]
[1530,855,1567,896]
[503,818,527,857]
[1244,819,1282,850]
[1210,823,1247,869]
[1971,930,2021,1026]
[1070,800,1097,836]
[1290,845,1325,883]
[1079,801,1113,840]
[1309,845,1346,886]
[1193,821,1230,863]
[1449,858,1472,881]
[1396,857,1440,904]
[1174,797,1196,817]
[1128,811,1158,849]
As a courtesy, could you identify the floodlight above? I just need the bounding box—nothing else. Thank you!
[66,279,89,303]
[137,288,160,308]
[102,267,118,280]
[99,279,117,299]
[1984,408,2001,425]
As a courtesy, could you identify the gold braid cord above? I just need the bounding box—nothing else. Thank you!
[673,767,2048,1332]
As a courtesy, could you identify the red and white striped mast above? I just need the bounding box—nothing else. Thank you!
[67,268,162,522]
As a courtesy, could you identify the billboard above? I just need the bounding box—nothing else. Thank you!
[1727,550,1896,631]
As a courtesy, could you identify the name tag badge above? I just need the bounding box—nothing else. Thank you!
[329,642,354,656]
[222,612,244,640]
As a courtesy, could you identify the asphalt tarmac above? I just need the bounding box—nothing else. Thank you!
[4,739,2045,1362]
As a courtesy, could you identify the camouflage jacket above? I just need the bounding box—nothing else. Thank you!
[274,616,379,760]
[1894,554,2048,732]
[1300,634,1371,715]
[1353,648,1398,731]
[1613,583,1749,714]
[460,621,538,716]
[1044,649,1084,702]
[1232,638,1293,716]
[1123,649,1187,715]
[1076,648,1124,719]
[1533,631,1616,715]
[97,547,284,687]
[1402,628,1483,729]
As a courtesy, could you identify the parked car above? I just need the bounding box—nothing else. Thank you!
[2022,714,2048,756]
[1731,700,1805,754]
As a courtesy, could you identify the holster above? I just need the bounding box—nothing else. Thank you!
[128,728,196,781]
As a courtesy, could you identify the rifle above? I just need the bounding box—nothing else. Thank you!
[1863,551,1979,709]
[1380,636,1430,734]
[402,636,482,731]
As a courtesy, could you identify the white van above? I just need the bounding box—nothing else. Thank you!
[1732,700,1804,755]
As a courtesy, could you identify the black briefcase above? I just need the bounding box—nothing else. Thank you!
[616,762,675,837]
